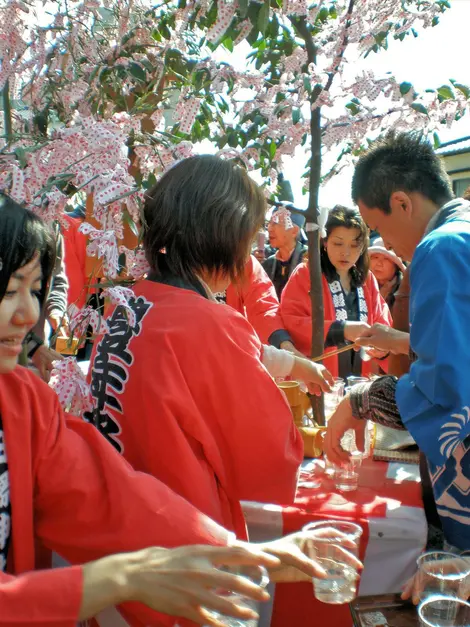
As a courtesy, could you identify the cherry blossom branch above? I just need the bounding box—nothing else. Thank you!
[322,106,406,130]
[323,0,356,94]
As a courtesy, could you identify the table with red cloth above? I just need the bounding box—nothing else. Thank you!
[242,457,427,627]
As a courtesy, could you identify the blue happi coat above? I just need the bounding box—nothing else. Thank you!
[396,198,470,550]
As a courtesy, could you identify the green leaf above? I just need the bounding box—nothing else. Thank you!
[437,85,455,100]
[227,133,238,148]
[399,81,413,96]
[269,141,276,159]
[128,62,147,83]
[411,103,428,115]
[161,24,172,39]
[433,132,440,149]
[222,36,234,52]
[346,102,360,116]
[123,211,140,237]
[258,2,270,34]
[15,146,27,168]
[453,83,470,99]
[318,6,329,22]
[238,0,249,18]
[292,108,301,125]
[278,175,294,202]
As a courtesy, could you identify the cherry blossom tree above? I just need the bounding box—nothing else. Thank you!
[1,0,468,419]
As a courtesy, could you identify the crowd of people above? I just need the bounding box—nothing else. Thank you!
[0,130,469,624]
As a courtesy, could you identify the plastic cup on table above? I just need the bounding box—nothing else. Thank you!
[418,596,470,627]
[203,565,269,627]
[346,376,369,387]
[302,520,363,605]
[416,551,470,605]
[332,450,363,492]
[327,429,364,492]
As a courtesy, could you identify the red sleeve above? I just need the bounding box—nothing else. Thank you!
[365,274,393,374]
[0,567,82,627]
[190,308,303,504]
[32,384,231,626]
[238,256,285,344]
[367,273,393,327]
[62,216,88,308]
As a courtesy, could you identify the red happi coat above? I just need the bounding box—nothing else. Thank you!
[62,214,89,309]
[280,263,392,378]
[0,367,230,626]
[88,279,303,540]
[225,255,284,345]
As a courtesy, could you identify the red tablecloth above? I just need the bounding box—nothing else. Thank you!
[242,458,427,627]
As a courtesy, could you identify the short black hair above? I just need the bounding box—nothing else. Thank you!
[143,155,266,283]
[321,205,370,288]
[0,194,56,304]
[352,132,453,213]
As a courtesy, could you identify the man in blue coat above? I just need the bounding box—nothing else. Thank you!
[324,131,470,553]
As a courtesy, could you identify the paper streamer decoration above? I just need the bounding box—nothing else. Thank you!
[206,0,236,43]
[50,357,93,415]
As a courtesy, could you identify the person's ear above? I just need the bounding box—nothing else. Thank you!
[389,191,413,219]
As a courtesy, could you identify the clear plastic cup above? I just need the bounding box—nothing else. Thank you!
[332,451,363,492]
[203,565,269,626]
[417,552,470,603]
[303,520,363,604]
[346,376,369,387]
[418,595,470,626]
[324,378,345,421]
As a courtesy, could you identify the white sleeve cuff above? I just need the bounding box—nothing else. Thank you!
[261,345,296,378]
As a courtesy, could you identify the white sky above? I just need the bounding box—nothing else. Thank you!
[291,0,470,208]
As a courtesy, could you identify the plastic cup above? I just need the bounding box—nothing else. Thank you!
[203,565,269,626]
[417,552,470,603]
[303,520,362,604]
[324,378,345,421]
[418,595,470,626]
[346,376,369,387]
[332,451,363,492]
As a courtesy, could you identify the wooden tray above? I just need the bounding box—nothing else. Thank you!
[350,593,419,627]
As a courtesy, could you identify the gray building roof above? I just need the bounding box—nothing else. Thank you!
[436,136,470,157]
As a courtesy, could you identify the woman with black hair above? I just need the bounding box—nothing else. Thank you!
[281,205,392,379]
[87,155,333,539]
[0,193,353,625]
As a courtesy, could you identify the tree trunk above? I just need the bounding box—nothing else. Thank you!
[306,106,325,425]
[2,80,12,145]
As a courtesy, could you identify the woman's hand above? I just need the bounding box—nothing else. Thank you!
[254,530,363,583]
[82,544,281,626]
[291,357,335,395]
[344,322,371,344]
[31,345,63,382]
[365,347,389,361]
[355,324,409,355]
